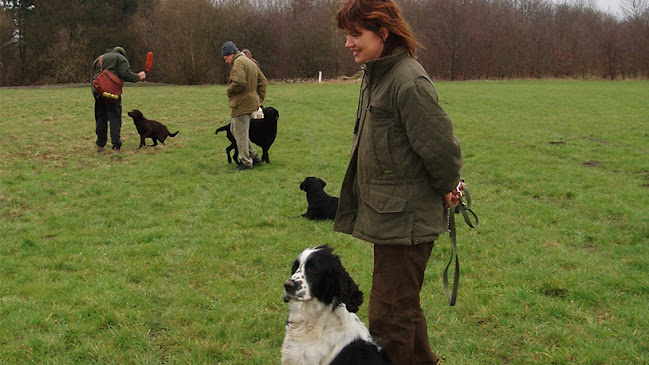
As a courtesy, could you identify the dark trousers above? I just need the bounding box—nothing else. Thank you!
[94,95,123,149]
[369,243,438,365]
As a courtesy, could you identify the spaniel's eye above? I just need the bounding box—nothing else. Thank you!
[307,266,319,274]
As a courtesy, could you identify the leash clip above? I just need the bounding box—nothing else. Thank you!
[451,180,466,207]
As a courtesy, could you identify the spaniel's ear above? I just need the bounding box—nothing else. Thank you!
[315,244,331,251]
[336,264,363,313]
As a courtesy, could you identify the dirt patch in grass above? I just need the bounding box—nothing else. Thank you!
[582,160,601,167]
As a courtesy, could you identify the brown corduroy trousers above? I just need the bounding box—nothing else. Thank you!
[369,242,439,365]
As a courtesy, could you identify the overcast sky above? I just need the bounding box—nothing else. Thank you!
[595,0,622,14]
[550,0,624,16]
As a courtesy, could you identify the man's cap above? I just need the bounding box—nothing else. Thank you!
[221,41,238,57]
[113,46,126,57]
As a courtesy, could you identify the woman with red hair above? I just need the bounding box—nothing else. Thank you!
[334,1,464,364]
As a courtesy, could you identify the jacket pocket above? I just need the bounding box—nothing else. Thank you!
[363,188,406,213]
[369,106,396,175]
[369,105,394,119]
[357,187,412,242]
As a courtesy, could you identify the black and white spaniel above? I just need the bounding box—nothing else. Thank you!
[281,245,392,365]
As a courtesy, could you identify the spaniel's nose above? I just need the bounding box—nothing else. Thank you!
[284,280,296,291]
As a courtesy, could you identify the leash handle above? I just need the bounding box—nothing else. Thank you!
[443,180,479,306]
[443,206,460,306]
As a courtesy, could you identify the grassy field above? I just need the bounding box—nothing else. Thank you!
[1,79,648,364]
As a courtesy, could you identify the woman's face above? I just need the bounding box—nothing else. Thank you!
[344,26,385,64]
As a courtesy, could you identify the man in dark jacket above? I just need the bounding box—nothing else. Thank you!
[91,46,146,152]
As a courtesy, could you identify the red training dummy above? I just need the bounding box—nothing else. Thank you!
[145,52,153,72]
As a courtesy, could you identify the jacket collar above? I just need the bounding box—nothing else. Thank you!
[230,51,245,64]
[362,47,409,82]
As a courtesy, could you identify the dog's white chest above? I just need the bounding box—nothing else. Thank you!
[281,302,372,365]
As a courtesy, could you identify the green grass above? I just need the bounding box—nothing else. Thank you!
[1,80,648,364]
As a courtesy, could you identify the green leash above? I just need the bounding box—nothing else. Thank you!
[443,182,479,306]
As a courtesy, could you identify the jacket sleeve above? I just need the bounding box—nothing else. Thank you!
[398,77,463,194]
[116,56,141,83]
[257,68,267,104]
[91,58,100,82]
[227,58,247,97]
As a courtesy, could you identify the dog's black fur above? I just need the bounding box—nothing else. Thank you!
[330,339,393,365]
[127,109,179,148]
[215,106,279,164]
[300,177,339,220]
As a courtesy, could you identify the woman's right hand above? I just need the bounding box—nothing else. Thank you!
[443,192,453,208]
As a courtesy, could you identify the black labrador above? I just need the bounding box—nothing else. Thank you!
[215,106,279,164]
[127,109,179,148]
[300,177,339,220]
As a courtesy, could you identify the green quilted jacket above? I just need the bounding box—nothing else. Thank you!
[334,48,463,245]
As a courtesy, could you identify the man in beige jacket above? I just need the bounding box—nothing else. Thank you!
[222,41,267,170]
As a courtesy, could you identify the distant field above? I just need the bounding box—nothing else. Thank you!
[1,80,648,364]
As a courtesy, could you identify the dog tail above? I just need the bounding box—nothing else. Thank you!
[215,124,230,135]
[169,131,179,137]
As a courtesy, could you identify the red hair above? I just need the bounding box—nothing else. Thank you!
[336,0,422,58]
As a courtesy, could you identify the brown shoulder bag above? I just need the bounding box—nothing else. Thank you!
[93,54,123,101]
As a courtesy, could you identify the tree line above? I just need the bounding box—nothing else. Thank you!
[1,0,648,86]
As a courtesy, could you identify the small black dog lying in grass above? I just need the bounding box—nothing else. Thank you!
[300,177,339,220]
[215,106,279,164]
[127,109,179,149]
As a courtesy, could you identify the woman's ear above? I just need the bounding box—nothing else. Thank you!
[379,26,389,42]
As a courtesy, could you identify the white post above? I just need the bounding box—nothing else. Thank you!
[318,71,322,83]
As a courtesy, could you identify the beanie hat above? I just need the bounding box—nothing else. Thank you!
[221,41,238,57]
[113,46,126,57]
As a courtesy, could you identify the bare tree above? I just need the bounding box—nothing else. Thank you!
[621,0,649,77]
[0,0,646,84]
[133,0,218,84]
[0,4,18,85]
[621,0,649,19]
[40,26,90,84]
[1,0,34,83]
[286,0,341,78]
